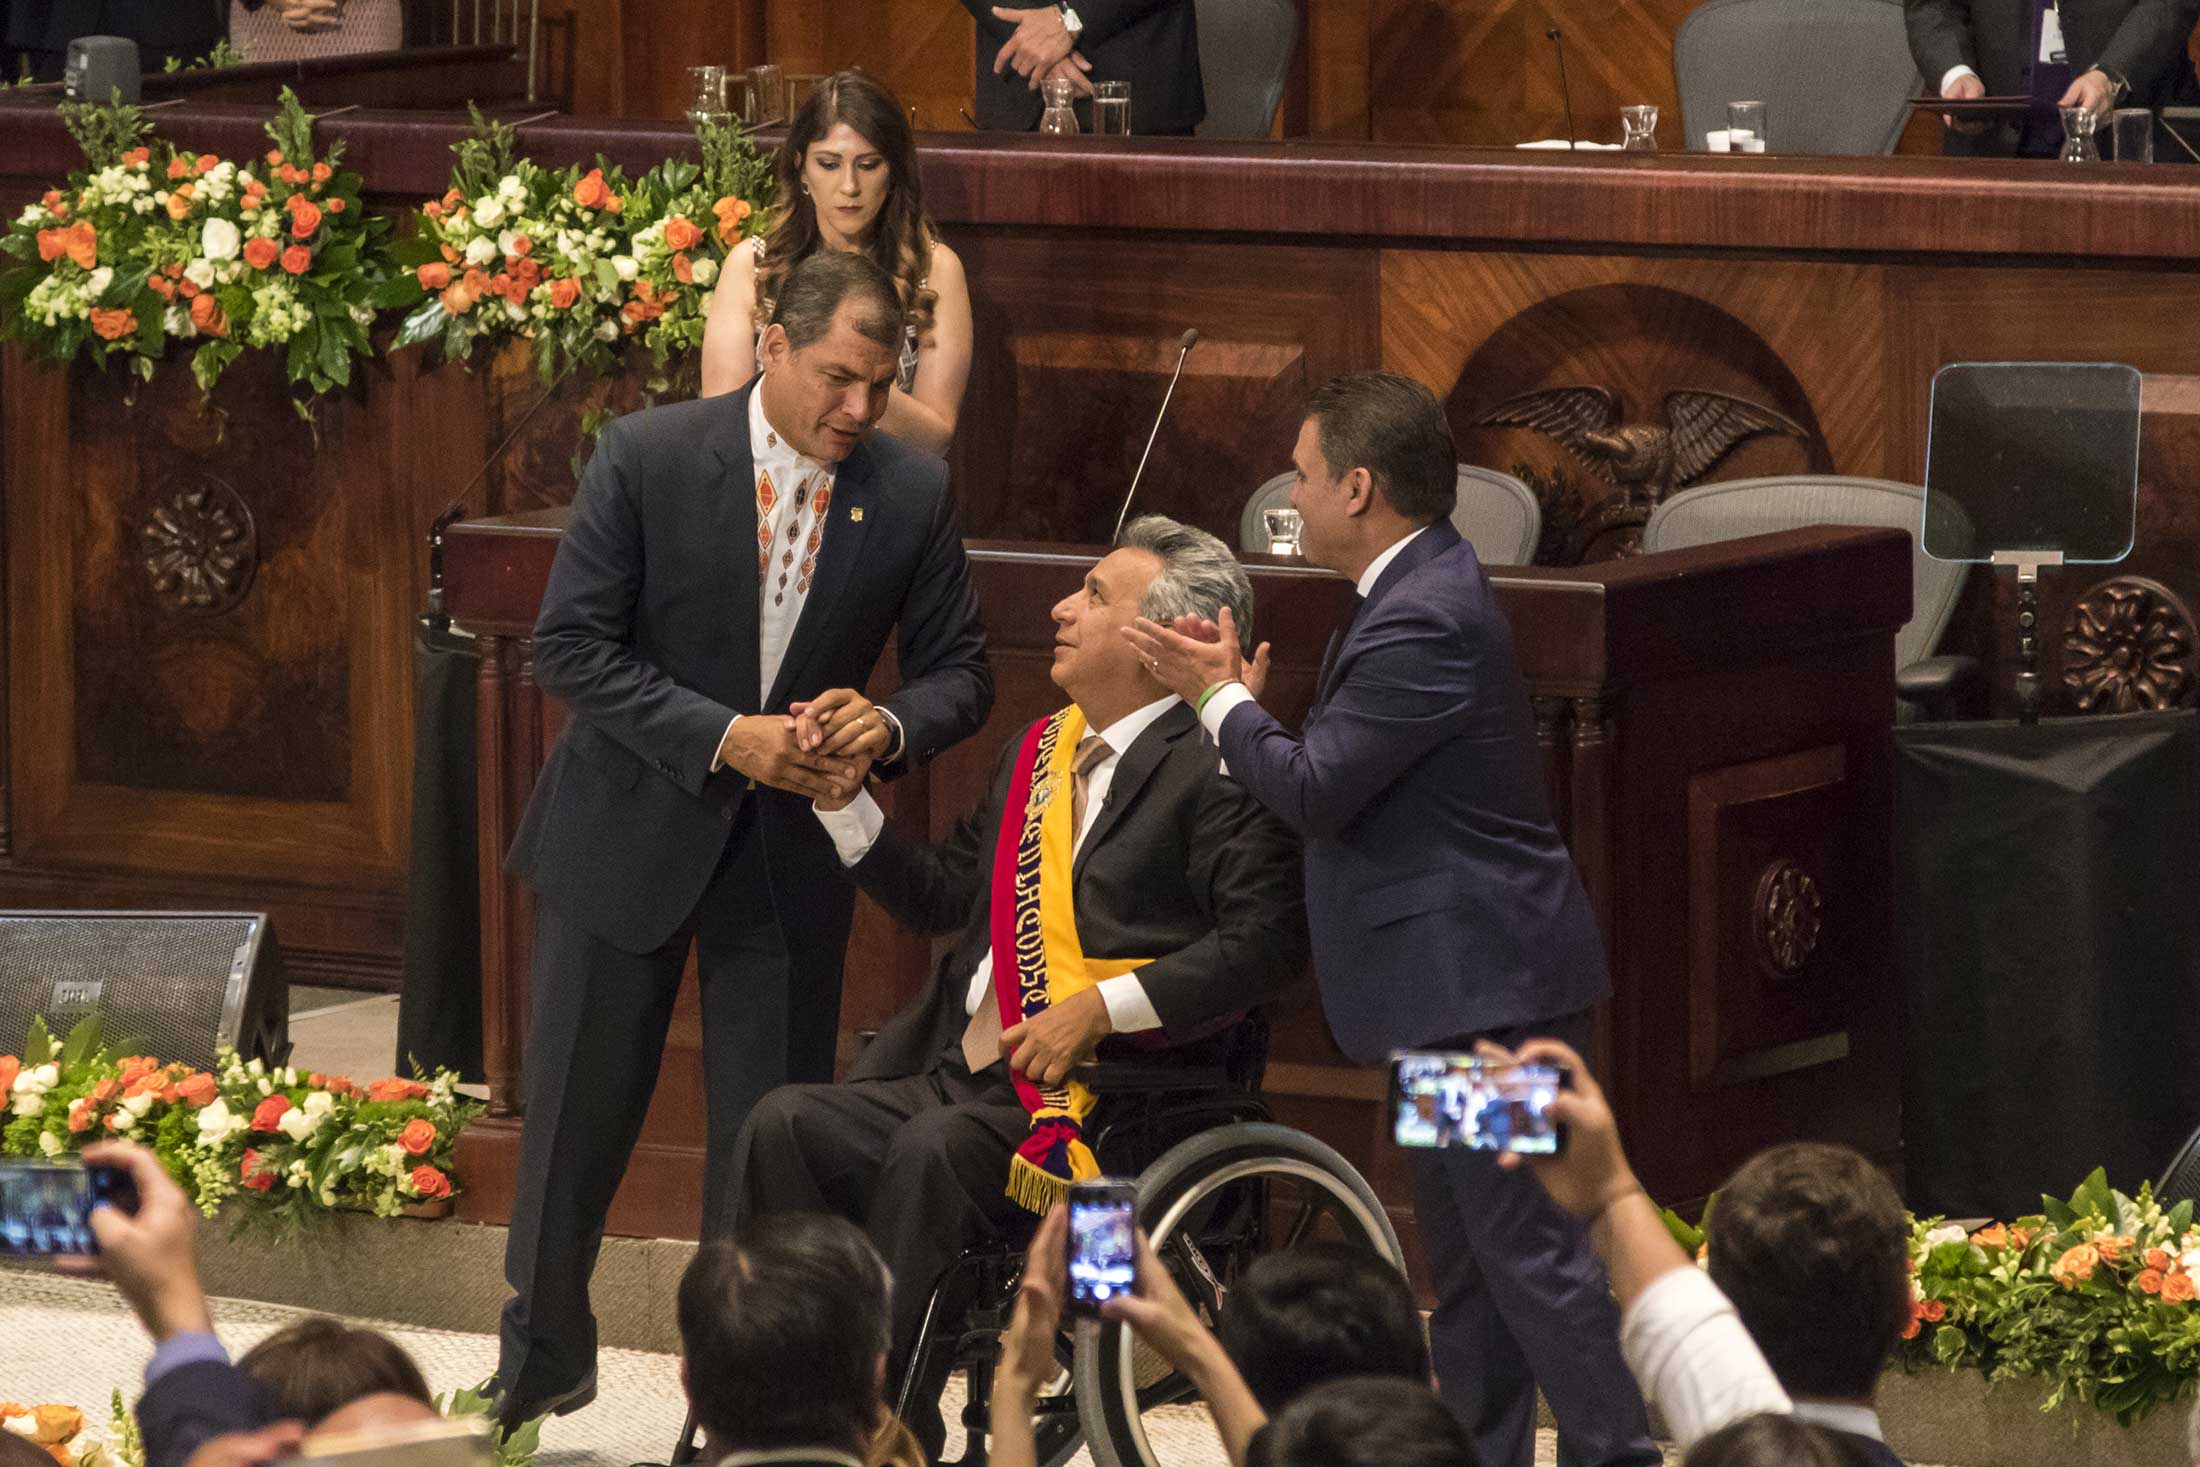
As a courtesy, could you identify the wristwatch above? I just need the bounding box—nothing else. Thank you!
[1057,2,1084,39]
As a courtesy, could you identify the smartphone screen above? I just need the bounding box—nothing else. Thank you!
[0,1160,137,1257]
[1390,1052,1568,1154]
[1065,1180,1138,1314]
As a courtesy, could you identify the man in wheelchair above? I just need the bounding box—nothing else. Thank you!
[726,515,1309,1452]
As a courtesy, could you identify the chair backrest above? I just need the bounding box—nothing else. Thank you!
[1671,0,1918,155]
[1641,475,1967,670]
[1193,0,1297,138]
[1238,465,1544,567]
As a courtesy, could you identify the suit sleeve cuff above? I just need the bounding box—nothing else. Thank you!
[1940,63,1979,93]
[814,789,885,866]
[875,706,908,764]
[146,1331,230,1386]
[1097,974,1162,1034]
[1198,683,1257,742]
[709,713,740,774]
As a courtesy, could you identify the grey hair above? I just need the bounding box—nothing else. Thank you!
[774,249,904,353]
[1117,515,1255,655]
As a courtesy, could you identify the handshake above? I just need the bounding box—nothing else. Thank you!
[714,687,891,808]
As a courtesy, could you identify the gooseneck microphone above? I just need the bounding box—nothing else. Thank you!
[1113,328,1201,543]
[1546,27,1579,152]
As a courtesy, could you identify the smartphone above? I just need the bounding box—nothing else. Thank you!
[1064,1178,1139,1315]
[1389,1051,1569,1155]
[0,1159,139,1257]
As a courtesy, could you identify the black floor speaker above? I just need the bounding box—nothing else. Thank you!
[0,911,288,1071]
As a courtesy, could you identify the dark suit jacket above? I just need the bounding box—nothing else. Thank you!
[508,384,992,957]
[1906,0,2200,153]
[959,0,1204,134]
[6,0,223,52]
[1215,520,1608,1064]
[848,701,1307,1081]
[138,1360,269,1467]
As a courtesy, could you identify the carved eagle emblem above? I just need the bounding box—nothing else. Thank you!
[1474,387,1809,506]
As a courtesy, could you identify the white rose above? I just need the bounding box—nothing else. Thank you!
[499,174,525,202]
[498,229,522,257]
[111,1109,137,1132]
[464,236,497,267]
[87,266,114,298]
[690,256,718,287]
[2,1416,35,1439]
[184,258,215,291]
[2181,1247,2200,1276]
[1924,1224,1967,1247]
[303,1090,336,1116]
[201,217,241,261]
[36,1130,61,1157]
[595,319,619,343]
[124,1090,156,1117]
[29,1064,57,1090]
[612,255,638,282]
[133,197,155,216]
[16,205,41,227]
[473,196,505,229]
[165,304,197,338]
[277,1108,319,1143]
[196,1099,240,1145]
[11,1096,41,1118]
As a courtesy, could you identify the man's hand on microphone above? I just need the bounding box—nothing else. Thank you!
[1123,606,1266,706]
[718,716,862,802]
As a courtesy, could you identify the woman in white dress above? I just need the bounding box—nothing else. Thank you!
[700,71,972,455]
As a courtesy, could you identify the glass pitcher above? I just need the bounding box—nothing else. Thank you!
[1620,105,1658,151]
[1040,77,1080,136]
[2060,106,2101,163]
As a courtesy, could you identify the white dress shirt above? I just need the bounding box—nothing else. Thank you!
[1199,525,1429,740]
[813,696,1182,1034]
[1618,1266,1794,1451]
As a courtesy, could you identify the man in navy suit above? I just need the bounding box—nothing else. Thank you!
[1128,371,1657,1467]
[495,250,992,1424]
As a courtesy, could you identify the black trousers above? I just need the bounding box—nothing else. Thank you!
[497,809,799,1401]
[1407,1010,1658,1467]
[726,1051,1034,1392]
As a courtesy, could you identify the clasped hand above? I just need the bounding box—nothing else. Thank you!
[1001,986,1111,1086]
[717,715,863,804]
[991,6,1095,93]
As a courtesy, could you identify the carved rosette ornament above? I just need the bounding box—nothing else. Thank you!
[2062,576,2197,714]
[140,478,258,614]
[1754,860,1822,976]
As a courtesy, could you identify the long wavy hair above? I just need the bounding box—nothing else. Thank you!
[756,70,937,342]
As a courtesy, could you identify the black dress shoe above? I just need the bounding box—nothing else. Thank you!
[493,1370,599,1434]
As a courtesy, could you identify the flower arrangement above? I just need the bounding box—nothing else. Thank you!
[1,1015,478,1225]
[0,1399,118,1467]
[389,108,772,387]
[0,89,391,416]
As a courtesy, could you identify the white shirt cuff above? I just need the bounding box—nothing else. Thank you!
[876,706,907,763]
[814,788,885,866]
[1096,973,1161,1034]
[1941,64,1980,94]
[1619,1266,1793,1450]
[1198,683,1258,742]
[709,713,740,773]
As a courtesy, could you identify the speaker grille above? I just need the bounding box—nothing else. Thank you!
[0,914,266,1069]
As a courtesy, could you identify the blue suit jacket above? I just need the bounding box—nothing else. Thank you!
[1216,520,1608,1063]
[138,1360,268,1467]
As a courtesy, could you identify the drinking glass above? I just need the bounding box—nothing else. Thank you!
[1725,100,1766,152]
[685,66,728,127]
[2110,107,2153,163]
[1040,77,1080,135]
[2060,105,2100,163]
[747,63,786,124]
[787,72,826,115]
[1620,104,1658,151]
[1092,81,1132,136]
[1262,508,1303,555]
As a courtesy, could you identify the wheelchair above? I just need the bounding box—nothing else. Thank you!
[893,1016,1405,1467]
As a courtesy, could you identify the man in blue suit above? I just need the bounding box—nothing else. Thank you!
[1127,371,1657,1467]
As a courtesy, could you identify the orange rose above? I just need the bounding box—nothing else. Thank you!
[409,1164,452,1200]
[2148,1248,2173,1271]
[547,277,580,310]
[573,168,609,210]
[90,1079,119,1105]
[0,1056,17,1093]
[189,293,229,338]
[507,234,532,257]
[251,1095,292,1131]
[88,308,135,341]
[2052,1243,2100,1286]
[312,162,332,183]
[416,262,451,290]
[176,277,200,300]
[2138,1268,2166,1295]
[118,1056,158,1084]
[366,1076,429,1102]
[2166,1272,2197,1304]
[34,229,61,263]
[1970,1224,2007,1248]
[501,274,531,308]
[2097,1235,2132,1264]
[289,200,323,238]
[2009,1227,2034,1248]
[422,201,445,221]
[280,164,304,185]
[265,148,284,166]
[1919,1299,1945,1322]
[167,156,190,180]
[672,252,694,285]
[1900,1299,1923,1340]
[49,201,67,219]
[399,1118,438,1156]
[441,242,461,265]
[605,194,623,214]
[67,1098,93,1132]
[165,192,193,222]
[148,275,175,300]
[196,154,220,174]
[326,197,346,214]
[175,1072,217,1106]
[280,244,312,275]
[663,216,702,252]
[240,1149,276,1192]
[442,188,463,210]
[64,220,97,270]
[243,237,280,271]
[121,147,149,167]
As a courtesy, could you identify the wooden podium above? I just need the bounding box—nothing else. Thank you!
[445,521,1910,1251]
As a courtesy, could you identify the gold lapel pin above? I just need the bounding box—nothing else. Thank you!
[850,507,865,522]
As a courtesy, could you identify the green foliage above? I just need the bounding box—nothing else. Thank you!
[163,39,244,73]
[265,86,341,172]
[59,95,152,169]
[451,105,520,201]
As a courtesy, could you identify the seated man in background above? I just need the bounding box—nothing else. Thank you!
[728,514,1307,1452]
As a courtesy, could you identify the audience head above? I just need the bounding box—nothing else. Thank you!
[1053,516,1251,712]
[1217,1243,1430,1413]
[757,250,905,462]
[0,1429,58,1467]
[236,1317,432,1428]
[1705,1142,1910,1403]
[1244,1376,1479,1467]
[308,1394,442,1441]
[678,1212,893,1456]
[1293,372,1458,573]
[766,70,935,334]
[1683,1412,1887,1467]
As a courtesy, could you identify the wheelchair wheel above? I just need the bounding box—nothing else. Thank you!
[1070,1122,1405,1467]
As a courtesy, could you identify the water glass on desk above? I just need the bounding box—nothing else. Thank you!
[686,66,729,126]
[1262,508,1303,556]
[1726,100,1766,152]
[2060,106,2100,163]
[1040,77,1080,135]
[1621,105,1658,150]
[1093,81,1132,136]
[2111,108,2154,163]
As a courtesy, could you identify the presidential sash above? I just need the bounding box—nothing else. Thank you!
[989,706,1152,1214]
